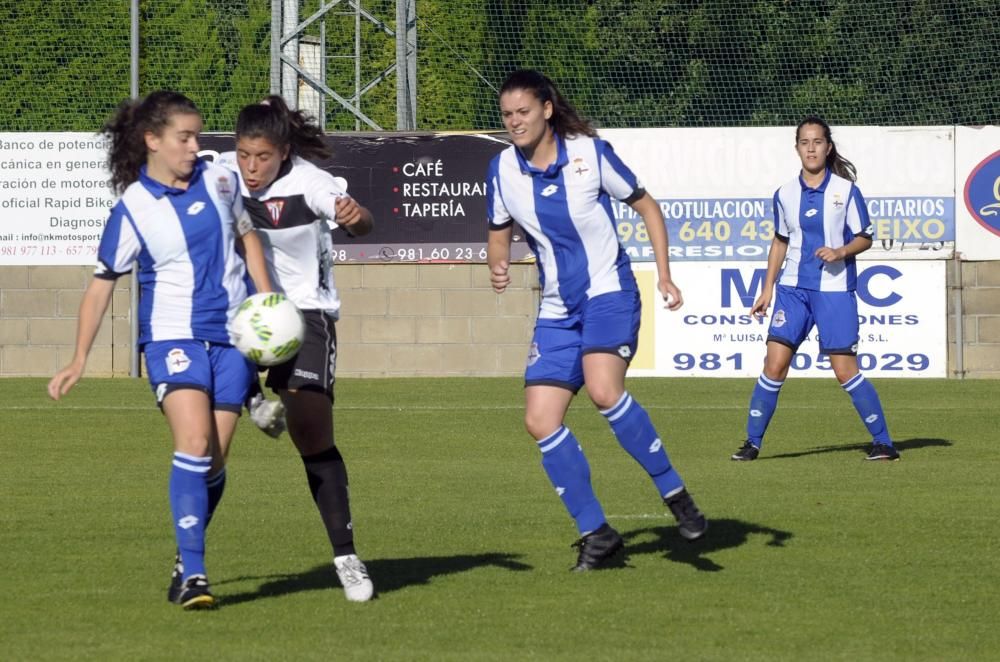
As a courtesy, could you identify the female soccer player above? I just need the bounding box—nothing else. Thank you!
[731,116,899,462]
[486,70,708,571]
[218,96,375,601]
[48,91,273,609]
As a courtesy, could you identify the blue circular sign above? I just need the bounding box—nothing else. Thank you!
[964,149,1000,237]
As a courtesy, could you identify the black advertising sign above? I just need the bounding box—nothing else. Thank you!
[200,133,532,263]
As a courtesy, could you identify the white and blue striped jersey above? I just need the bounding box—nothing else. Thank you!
[486,134,641,319]
[95,159,254,345]
[774,169,872,292]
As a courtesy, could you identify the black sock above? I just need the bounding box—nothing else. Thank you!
[301,446,355,557]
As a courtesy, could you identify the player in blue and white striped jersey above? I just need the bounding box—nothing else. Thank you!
[732,116,898,463]
[48,92,273,610]
[487,70,707,571]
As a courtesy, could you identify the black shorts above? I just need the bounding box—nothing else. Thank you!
[265,310,337,396]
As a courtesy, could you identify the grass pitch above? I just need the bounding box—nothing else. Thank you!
[1,377,998,661]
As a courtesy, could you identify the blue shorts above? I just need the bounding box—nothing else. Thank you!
[525,290,641,392]
[144,340,255,412]
[768,285,859,355]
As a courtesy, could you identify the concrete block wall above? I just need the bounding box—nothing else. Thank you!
[0,266,132,376]
[0,263,539,378]
[948,260,1000,379]
[5,260,1000,379]
[333,263,538,377]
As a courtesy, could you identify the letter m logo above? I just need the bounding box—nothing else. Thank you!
[721,268,767,308]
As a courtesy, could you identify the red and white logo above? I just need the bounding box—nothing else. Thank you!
[265,200,285,226]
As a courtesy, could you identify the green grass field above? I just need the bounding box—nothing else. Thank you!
[2,376,998,661]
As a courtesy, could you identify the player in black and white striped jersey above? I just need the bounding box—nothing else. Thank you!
[218,96,376,602]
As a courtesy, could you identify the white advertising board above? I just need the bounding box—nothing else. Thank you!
[627,260,947,378]
[955,126,1000,261]
[0,132,113,265]
[603,126,955,262]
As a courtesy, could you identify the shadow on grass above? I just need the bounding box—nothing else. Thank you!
[218,552,532,605]
[622,518,792,572]
[760,437,951,461]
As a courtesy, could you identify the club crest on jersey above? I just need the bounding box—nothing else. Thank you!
[215,177,232,196]
[571,157,591,177]
[166,348,191,375]
[832,193,844,208]
[265,200,285,226]
[772,310,787,328]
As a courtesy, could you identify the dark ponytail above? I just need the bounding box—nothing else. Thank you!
[499,69,596,139]
[796,115,857,182]
[235,95,330,161]
[102,91,200,195]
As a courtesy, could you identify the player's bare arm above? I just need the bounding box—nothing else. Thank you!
[48,272,115,399]
[487,226,512,293]
[629,192,682,310]
[815,235,872,263]
[336,196,373,237]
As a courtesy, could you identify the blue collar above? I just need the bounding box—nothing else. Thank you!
[139,158,206,198]
[799,168,831,192]
[514,133,568,177]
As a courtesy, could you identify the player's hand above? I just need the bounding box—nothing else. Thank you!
[48,363,84,401]
[658,279,683,310]
[815,246,845,263]
[750,293,772,320]
[334,195,363,228]
[490,260,510,293]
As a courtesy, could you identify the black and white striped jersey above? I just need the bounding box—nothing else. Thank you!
[218,152,345,317]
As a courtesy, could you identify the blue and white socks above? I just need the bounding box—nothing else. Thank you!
[600,392,683,498]
[746,373,784,448]
[536,426,606,535]
[169,452,211,580]
[841,373,892,444]
[205,467,226,527]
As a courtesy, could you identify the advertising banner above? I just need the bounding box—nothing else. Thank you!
[627,260,947,378]
[0,133,114,265]
[955,126,1000,261]
[0,127,964,265]
[603,127,955,262]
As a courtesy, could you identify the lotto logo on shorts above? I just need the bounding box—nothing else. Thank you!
[166,348,191,375]
[618,345,632,359]
[772,310,786,328]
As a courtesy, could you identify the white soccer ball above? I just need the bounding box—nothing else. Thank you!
[230,293,305,366]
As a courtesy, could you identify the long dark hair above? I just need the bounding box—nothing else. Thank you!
[102,91,200,195]
[235,95,330,161]
[796,115,857,182]
[499,69,596,139]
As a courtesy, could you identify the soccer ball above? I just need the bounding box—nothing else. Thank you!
[230,293,305,366]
